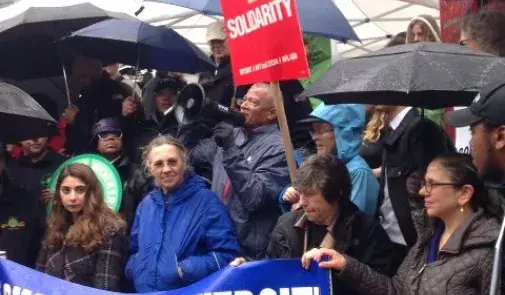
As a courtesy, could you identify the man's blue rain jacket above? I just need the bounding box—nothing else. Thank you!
[190,124,290,259]
[125,171,241,292]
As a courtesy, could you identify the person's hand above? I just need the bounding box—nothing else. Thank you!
[406,171,422,196]
[58,148,68,157]
[5,144,14,152]
[301,248,346,271]
[63,105,80,125]
[40,189,53,205]
[122,96,139,117]
[282,187,300,204]
[373,167,382,179]
[229,257,247,267]
[213,122,235,149]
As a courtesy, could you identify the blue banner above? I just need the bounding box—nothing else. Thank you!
[0,259,331,295]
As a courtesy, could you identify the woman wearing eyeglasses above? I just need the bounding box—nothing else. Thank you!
[301,153,500,295]
[90,118,131,184]
[89,118,137,230]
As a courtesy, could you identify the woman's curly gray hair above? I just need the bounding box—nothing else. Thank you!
[142,135,190,175]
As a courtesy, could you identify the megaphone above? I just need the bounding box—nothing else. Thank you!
[172,83,246,126]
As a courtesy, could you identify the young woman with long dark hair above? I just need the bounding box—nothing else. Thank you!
[36,163,126,291]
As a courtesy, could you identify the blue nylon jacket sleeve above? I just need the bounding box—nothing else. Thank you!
[178,196,241,283]
[222,144,290,213]
[349,168,379,216]
[278,185,292,214]
[125,202,142,280]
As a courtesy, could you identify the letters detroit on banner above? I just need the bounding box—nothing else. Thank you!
[0,259,331,295]
[221,0,309,86]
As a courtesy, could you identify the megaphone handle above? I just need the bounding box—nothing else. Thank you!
[230,86,238,109]
[270,82,297,182]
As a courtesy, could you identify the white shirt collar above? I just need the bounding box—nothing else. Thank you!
[389,107,413,130]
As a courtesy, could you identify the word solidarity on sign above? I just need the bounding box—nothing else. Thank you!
[0,259,330,295]
[221,0,309,85]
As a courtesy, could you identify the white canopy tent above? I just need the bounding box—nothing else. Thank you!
[0,0,441,60]
[137,0,441,59]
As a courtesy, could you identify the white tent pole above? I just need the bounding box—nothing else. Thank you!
[143,10,197,24]
[351,3,412,28]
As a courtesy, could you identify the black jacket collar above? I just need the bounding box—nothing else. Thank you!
[385,108,419,146]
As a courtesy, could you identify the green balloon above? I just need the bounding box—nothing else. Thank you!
[47,154,123,213]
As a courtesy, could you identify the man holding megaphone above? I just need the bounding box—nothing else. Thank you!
[190,83,290,260]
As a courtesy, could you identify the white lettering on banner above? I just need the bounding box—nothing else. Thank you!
[227,0,293,39]
[239,52,298,76]
[454,107,471,154]
[1,283,44,295]
[200,287,319,295]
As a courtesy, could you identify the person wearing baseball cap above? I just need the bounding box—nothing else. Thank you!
[198,20,235,107]
[445,81,505,213]
[122,75,199,165]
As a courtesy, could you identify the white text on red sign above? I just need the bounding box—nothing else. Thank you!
[227,0,293,39]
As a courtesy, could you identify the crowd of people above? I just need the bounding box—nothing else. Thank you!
[0,5,504,295]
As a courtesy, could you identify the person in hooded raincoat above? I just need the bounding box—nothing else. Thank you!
[406,14,444,126]
[280,104,379,216]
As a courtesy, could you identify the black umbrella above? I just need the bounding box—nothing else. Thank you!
[59,19,216,74]
[302,43,505,109]
[0,82,57,143]
[0,2,134,80]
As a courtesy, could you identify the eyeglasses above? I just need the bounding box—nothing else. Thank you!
[309,129,333,139]
[237,97,260,108]
[421,180,462,194]
[97,132,123,140]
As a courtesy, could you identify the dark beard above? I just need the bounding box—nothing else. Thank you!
[481,161,505,184]
[481,141,505,184]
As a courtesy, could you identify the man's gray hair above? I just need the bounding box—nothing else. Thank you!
[460,10,505,57]
[249,83,274,101]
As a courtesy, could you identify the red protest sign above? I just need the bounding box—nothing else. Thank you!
[220,0,310,86]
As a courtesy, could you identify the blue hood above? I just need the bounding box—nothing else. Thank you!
[152,171,207,206]
[310,103,366,163]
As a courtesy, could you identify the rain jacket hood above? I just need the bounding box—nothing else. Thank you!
[406,14,442,44]
[308,103,379,216]
[406,15,444,126]
[310,103,366,163]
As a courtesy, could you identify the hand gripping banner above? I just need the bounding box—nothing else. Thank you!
[0,259,331,295]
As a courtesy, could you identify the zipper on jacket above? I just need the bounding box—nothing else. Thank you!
[417,263,427,276]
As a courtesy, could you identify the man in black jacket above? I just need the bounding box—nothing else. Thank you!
[0,147,44,268]
[121,76,212,166]
[198,20,235,107]
[64,56,132,155]
[445,81,505,215]
[7,137,66,204]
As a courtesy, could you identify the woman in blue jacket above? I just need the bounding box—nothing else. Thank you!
[125,136,241,292]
